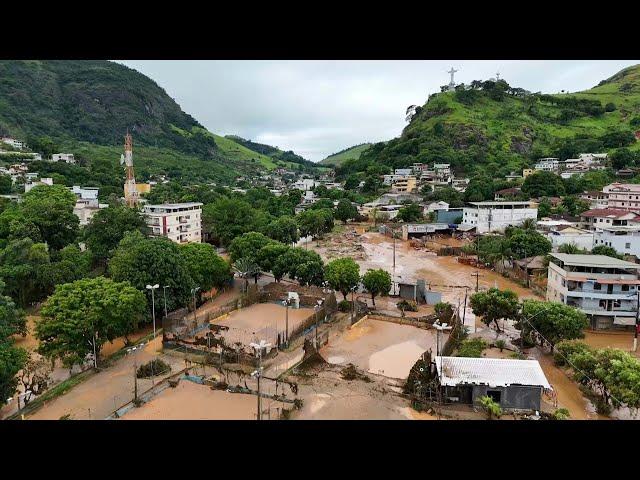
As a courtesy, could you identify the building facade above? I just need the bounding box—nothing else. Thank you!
[143,202,203,244]
[593,226,640,258]
[579,208,640,231]
[51,153,76,164]
[602,183,640,211]
[461,201,538,233]
[546,253,640,330]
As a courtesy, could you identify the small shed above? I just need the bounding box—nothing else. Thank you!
[435,356,551,411]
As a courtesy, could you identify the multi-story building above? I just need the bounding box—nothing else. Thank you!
[593,225,640,258]
[143,202,203,244]
[461,201,538,233]
[580,190,608,209]
[534,158,560,172]
[51,153,76,164]
[391,176,417,193]
[394,168,413,176]
[602,183,640,211]
[24,177,53,192]
[547,226,594,252]
[546,253,640,330]
[1,137,25,150]
[433,163,451,178]
[579,208,640,231]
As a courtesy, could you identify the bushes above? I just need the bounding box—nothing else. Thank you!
[479,395,502,419]
[136,359,171,378]
[397,299,418,312]
[338,300,352,312]
[457,338,487,358]
[554,340,590,366]
[434,302,454,322]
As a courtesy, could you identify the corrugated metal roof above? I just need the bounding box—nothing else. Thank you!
[435,356,551,389]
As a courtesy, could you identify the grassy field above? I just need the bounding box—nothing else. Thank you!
[321,143,372,166]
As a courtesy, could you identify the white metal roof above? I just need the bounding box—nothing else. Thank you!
[550,253,640,269]
[435,356,551,389]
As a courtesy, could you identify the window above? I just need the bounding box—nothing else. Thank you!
[626,243,631,249]
[594,283,602,290]
[486,390,502,403]
[622,284,629,291]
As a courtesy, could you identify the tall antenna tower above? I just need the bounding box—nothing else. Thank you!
[121,131,139,207]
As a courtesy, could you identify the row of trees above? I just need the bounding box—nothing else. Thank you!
[470,288,589,350]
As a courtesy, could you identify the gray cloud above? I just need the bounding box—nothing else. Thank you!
[117,60,637,161]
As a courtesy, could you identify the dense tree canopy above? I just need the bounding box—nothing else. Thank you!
[324,258,360,300]
[521,171,566,198]
[519,299,588,351]
[20,184,79,250]
[179,242,231,292]
[83,206,149,262]
[108,232,194,313]
[202,197,270,247]
[36,276,147,368]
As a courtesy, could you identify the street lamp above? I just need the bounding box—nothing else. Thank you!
[250,340,272,421]
[314,299,324,346]
[146,284,160,339]
[282,297,292,348]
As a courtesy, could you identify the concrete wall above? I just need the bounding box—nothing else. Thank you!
[471,385,542,411]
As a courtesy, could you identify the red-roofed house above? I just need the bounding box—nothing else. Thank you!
[579,208,640,231]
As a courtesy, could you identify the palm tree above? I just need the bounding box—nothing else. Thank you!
[520,218,537,231]
[232,257,260,291]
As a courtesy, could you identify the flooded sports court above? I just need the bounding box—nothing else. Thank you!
[321,318,441,379]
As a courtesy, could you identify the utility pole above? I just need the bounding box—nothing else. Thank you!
[392,225,397,295]
[250,340,271,421]
[191,286,200,331]
[462,287,468,327]
[146,284,159,339]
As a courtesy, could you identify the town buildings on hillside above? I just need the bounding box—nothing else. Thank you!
[460,201,538,233]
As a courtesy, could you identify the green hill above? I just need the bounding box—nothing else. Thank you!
[225,135,319,170]
[336,65,640,179]
[0,60,320,189]
[320,143,372,166]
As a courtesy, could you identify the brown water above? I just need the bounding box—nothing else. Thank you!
[321,318,440,380]
[121,380,256,420]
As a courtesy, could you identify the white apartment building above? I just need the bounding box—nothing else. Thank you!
[461,201,538,233]
[534,158,560,172]
[70,185,99,200]
[143,202,203,244]
[593,226,640,258]
[51,153,76,164]
[433,163,451,177]
[602,183,640,211]
[24,177,53,192]
[580,191,608,209]
[547,226,594,252]
[546,253,640,330]
[1,137,25,150]
[394,168,413,176]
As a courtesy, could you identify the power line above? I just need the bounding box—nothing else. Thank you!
[519,316,624,408]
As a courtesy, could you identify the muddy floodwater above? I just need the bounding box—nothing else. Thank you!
[321,318,440,379]
[203,302,316,348]
[121,380,256,420]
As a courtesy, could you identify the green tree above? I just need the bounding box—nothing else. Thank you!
[264,215,299,245]
[276,247,324,287]
[228,232,274,263]
[335,199,358,224]
[0,175,11,195]
[592,244,623,259]
[256,243,290,280]
[0,340,28,405]
[325,258,360,300]
[396,203,423,223]
[21,184,79,250]
[470,288,519,332]
[0,238,51,307]
[179,243,231,292]
[522,171,565,198]
[108,232,193,313]
[36,277,147,369]
[232,257,261,289]
[519,300,588,352]
[202,197,270,246]
[505,228,551,259]
[361,269,391,306]
[39,244,92,295]
[83,206,149,262]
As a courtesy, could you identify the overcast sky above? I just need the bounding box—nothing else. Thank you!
[117,60,638,162]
